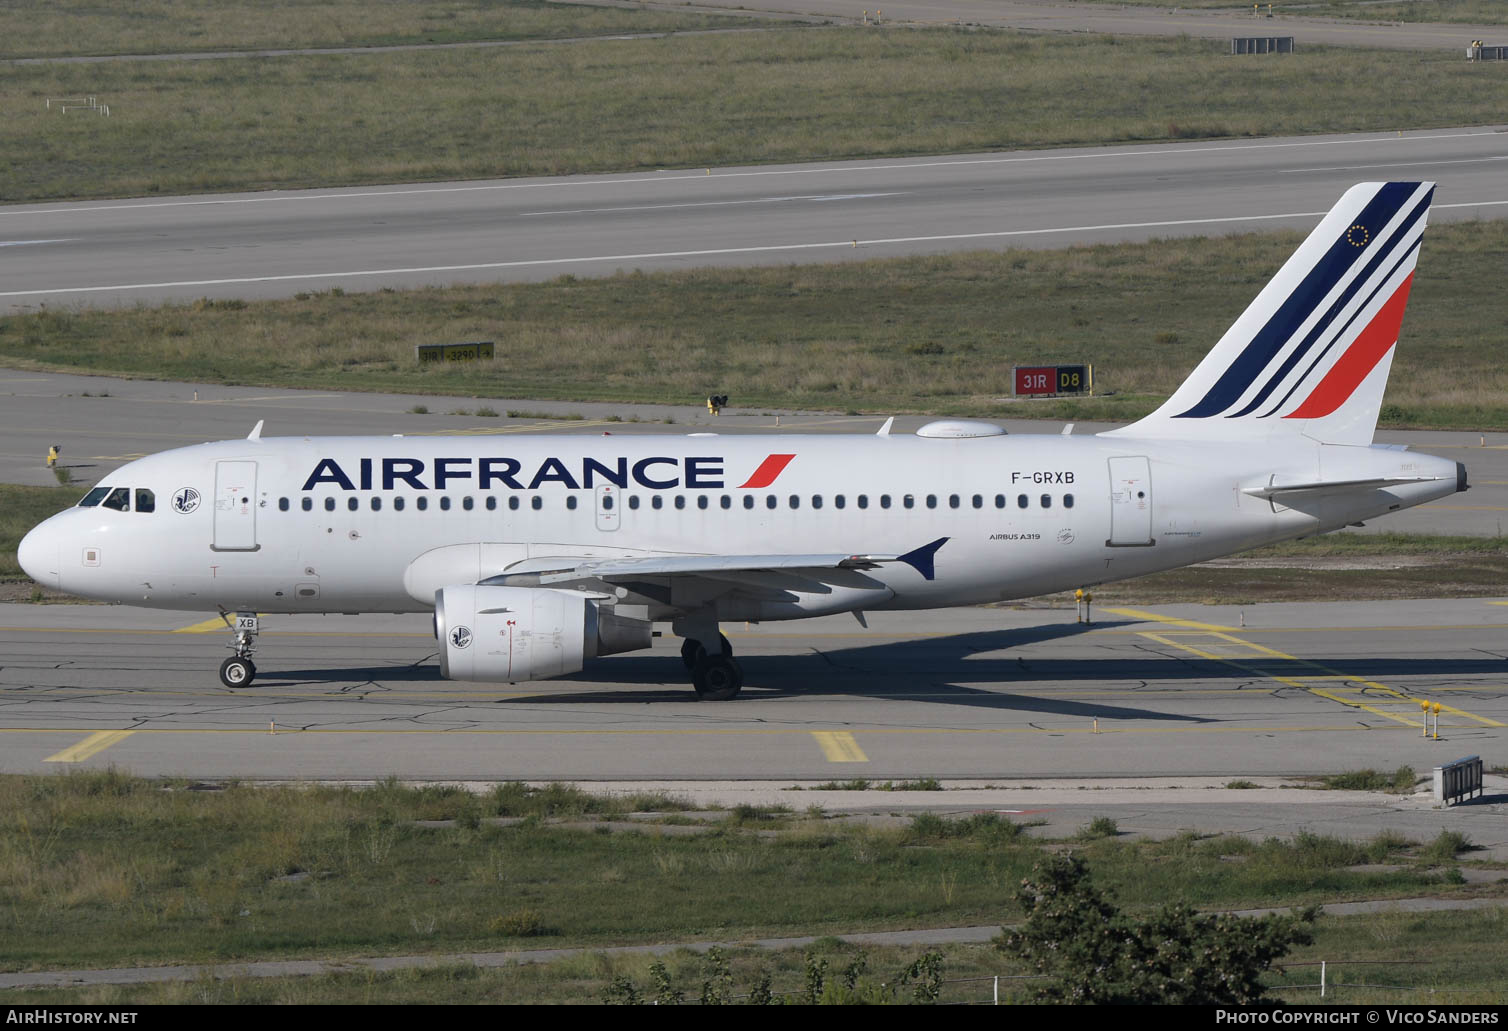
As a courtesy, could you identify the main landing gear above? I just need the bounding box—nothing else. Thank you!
[678,631,742,701]
[218,611,260,688]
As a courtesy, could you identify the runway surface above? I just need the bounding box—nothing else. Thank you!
[3,598,1505,781]
[613,0,1508,51]
[4,127,1507,311]
[4,369,1507,535]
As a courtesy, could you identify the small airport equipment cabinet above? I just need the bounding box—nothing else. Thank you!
[1231,36,1294,54]
[415,341,495,364]
[1434,755,1484,807]
[1013,364,1093,398]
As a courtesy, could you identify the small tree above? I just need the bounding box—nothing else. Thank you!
[996,853,1315,1005]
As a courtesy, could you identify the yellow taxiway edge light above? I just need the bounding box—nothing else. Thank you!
[44,729,135,763]
[812,731,869,762]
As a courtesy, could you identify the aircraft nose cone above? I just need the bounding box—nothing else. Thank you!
[17,523,59,589]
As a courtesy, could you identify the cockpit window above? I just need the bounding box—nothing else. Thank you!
[100,487,131,512]
[77,487,110,508]
[135,489,155,513]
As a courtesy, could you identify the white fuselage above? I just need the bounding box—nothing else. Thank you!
[19,429,1461,617]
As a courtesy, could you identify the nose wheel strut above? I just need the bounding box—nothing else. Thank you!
[218,610,259,688]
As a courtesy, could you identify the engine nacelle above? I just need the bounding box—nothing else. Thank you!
[434,584,651,683]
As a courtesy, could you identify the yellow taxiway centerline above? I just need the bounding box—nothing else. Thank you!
[44,729,135,763]
[812,731,869,762]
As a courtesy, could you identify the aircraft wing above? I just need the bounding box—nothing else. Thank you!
[480,537,949,591]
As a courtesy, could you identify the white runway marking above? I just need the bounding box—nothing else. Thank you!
[5,199,1507,299]
[1,129,1500,218]
[518,192,906,217]
[0,239,75,247]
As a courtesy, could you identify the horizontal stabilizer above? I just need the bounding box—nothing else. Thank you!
[1242,475,1442,500]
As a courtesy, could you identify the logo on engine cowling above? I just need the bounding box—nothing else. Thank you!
[449,626,473,650]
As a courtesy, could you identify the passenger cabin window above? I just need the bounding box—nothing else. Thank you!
[279,498,290,512]
[1064,494,1075,509]
[463,496,475,511]
[674,496,686,510]
[565,496,577,511]
[696,496,707,510]
[485,496,496,511]
[394,497,406,511]
[101,487,131,512]
[811,495,822,510]
[834,495,846,509]
[324,497,336,512]
[348,497,359,511]
[926,495,937,509]
[371,497,382,511]
[652,496,664,510]
[531,497,542,511]
[509,497,519,511]
[858,495,868,509]
[77,487,110,508]
[1040,494,1052,509]
[972,494,982,509]
[1017,494,1028,509]
[743,496,754,510]
[629,496,641,510]
[135,489,155,513]
[417,497,429,511]
[948,495,960,509]
[440,496,452,511]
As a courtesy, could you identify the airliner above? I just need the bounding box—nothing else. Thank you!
[17,182,1466,700]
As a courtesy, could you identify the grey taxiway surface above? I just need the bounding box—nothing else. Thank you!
[3,598,1506,787]
[4,126,1507,311]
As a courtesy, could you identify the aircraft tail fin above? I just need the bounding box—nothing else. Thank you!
[1105,181,1433,447]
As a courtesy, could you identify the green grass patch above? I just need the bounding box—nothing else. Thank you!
[8,30,1508,202]
[0,483,84,578]
[1312,767,1421,794]
[1,771,1480,974]
[0,0,758,59]
[4,221,1507,428]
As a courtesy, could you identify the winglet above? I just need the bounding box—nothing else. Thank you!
[247,420,264,441]
[896,537,948,581]
[877,417,894,437]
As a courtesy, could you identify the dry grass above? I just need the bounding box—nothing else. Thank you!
[0,0,756,59]
[6,30,1508,202]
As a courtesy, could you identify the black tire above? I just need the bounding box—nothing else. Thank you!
[219,656,255,689]
[681,634,732,670]
[692,655,743,701]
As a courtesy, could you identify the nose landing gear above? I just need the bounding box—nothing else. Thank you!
[218,611,260,688]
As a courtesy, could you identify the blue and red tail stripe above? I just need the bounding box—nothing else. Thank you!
[1172,182,1430,421]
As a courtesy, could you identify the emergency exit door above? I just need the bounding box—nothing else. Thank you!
[212,460,260,551]
[1107,456,1154,547]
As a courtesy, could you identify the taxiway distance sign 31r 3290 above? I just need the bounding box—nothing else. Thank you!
[18,182,1467,700]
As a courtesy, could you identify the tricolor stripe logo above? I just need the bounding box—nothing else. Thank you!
[1172,182,1432,422]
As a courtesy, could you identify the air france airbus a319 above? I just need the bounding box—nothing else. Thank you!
[18,182,1468,700]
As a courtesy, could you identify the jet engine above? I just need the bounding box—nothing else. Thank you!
[434,584,651,683]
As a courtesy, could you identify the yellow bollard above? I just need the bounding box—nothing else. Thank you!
[1075,588,1084,624]
[46,445,59,468]
[1420,700,1429,737]
[1432,702,1441,740]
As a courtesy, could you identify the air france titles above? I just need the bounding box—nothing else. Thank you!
[301,456,726,493]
